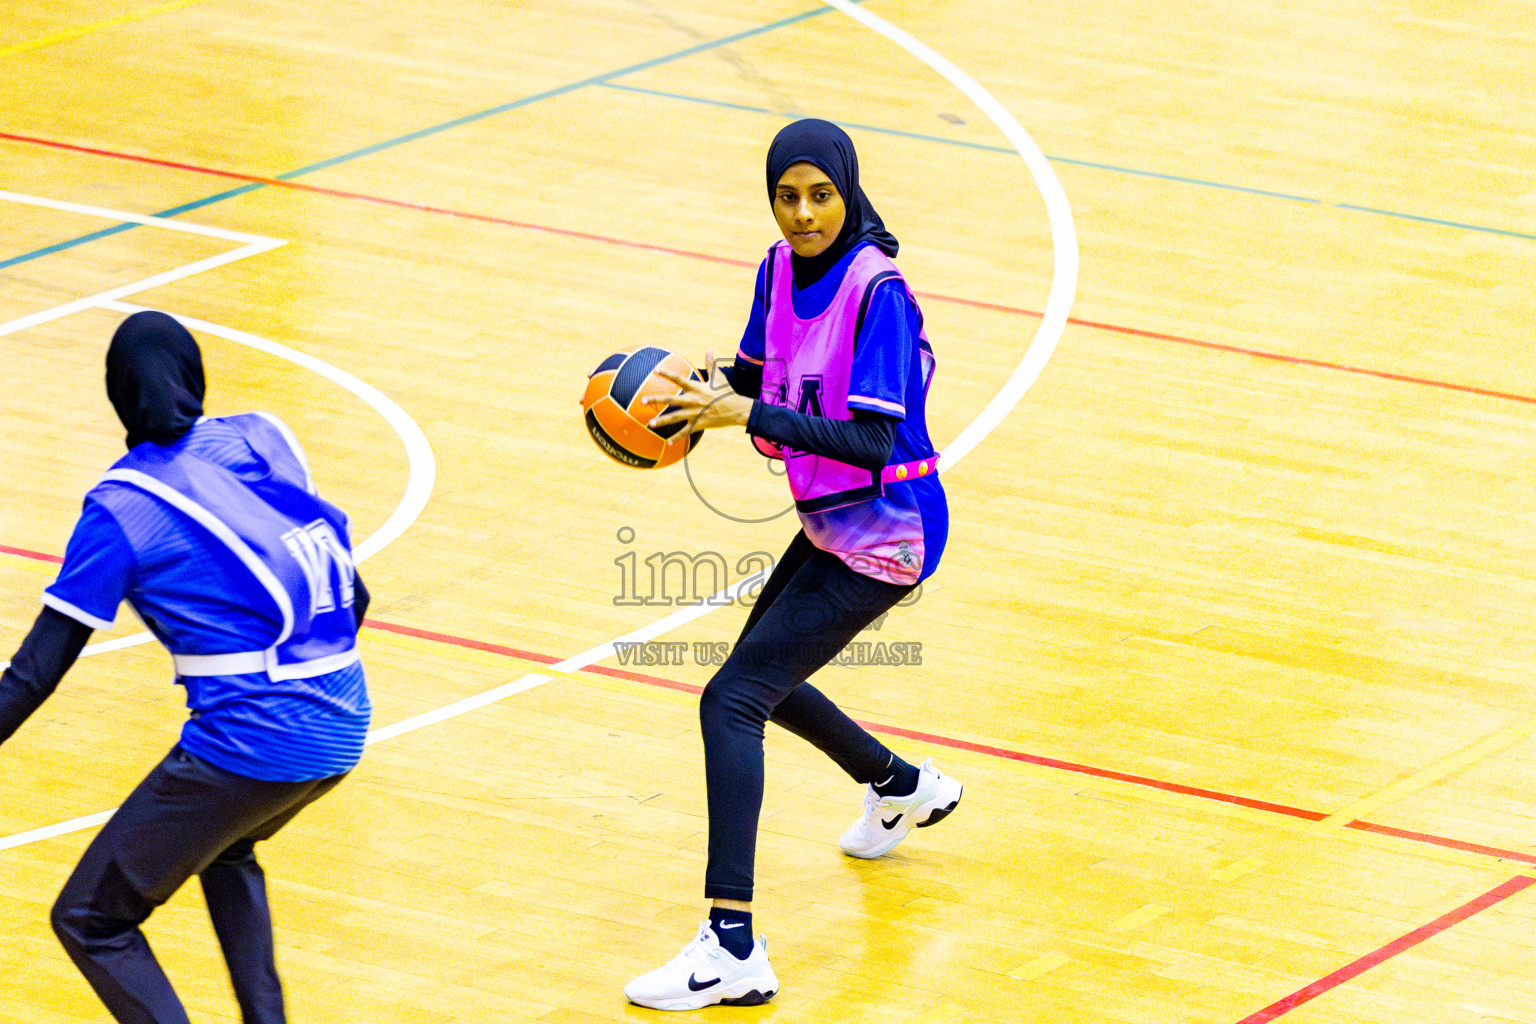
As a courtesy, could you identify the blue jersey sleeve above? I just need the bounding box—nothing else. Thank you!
[847,279,917,420]
[43,500,134,631]
[736,260,768,367]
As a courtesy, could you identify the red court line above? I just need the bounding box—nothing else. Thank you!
[0,543,63,564]
[365,619,1316,818]
[362,618,702,693]
[368,620,1322,819]
[0,131,755,270]
[1346,820,1536,868]
[1235,875,1536,1023]
[6,558,1536,862]
[1068,319,1536,407]
[854,721,1327,821]
[7,130,1536,408]
[0,132,274,185]
[361,620,1536,860]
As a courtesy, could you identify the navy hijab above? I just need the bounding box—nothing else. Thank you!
[106,311,205,450]
[766,119,898,288]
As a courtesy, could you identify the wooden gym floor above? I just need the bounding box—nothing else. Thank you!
[3,1,1536,1021]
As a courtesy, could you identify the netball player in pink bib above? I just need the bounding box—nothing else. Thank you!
[627,119,962,1010]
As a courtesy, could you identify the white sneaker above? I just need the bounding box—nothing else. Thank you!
[839,758,962,859]
[624,921,779,1011]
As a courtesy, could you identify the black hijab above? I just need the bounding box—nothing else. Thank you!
[765,119,898,288]
[106,311,205,450]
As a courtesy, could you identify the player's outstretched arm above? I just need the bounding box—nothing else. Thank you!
[0,608,92,745]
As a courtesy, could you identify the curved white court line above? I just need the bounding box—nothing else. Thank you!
[2,1,1076,850]
[819,0,1079,469]
[0,190,435,667]
[3,193,289,673]
[0,303,438,674]
[356,0,1081,748]
[0,307,439,852]
[100,301,437,565]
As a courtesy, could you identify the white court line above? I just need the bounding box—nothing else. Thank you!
[0,811,115,851]
[365,576,761,744]
[0,297,440,853]
[0,190,286,340]
[0,573,756,852]
[1,0,1078,851]
[2,193,285,667]
[365,0,1084,721]
[0,242,285,340]
[100,302,437,565]
[819,0,1078,470]
[367,1,1081,741]
[0,303,439,670]
[0,190,279,245]
[0,195,438,855]
[0,189,437,668]
[0,632,152,674]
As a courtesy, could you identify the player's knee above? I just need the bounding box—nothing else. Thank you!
[699,678,730,732]
[699,676,762,736]
[49,893,80,948]
[49,891,113,951]
[52,859,153,948]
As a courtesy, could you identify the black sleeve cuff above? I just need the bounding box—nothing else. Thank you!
[721,360,763,400]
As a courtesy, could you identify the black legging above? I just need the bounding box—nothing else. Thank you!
[701,531,916,902]
[51,746,344,1024]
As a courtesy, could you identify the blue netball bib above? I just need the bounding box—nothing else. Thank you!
[92,413,360,679]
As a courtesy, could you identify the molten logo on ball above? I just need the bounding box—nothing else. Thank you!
[580,347,705,469]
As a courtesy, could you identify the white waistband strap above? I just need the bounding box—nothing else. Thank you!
[174,651,267,676]
[173,647,360,681]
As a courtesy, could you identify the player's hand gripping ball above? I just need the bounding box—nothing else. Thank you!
[580,347,706,469]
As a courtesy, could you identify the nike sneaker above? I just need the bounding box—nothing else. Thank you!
[839,758,962,859]
[624,920,779,1011]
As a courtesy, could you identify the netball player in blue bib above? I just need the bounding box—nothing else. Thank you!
[0,311,371,1024]
[625,120,962,1010]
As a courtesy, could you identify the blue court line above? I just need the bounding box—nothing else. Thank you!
[603,81,1536,241]
[1334,204,1536,242]
[0,183,266,271]
[1,222,134,271]
[1050,155,1319,203]
[0,4,842,271]
[601,82,1322,203]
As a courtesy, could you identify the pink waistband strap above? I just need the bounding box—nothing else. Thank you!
[881,456,939,484]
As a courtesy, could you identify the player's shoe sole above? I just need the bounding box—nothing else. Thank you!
[625,923,780,1011]
[917,792,961,828]
[632,987,779,1012]
[839,759,963,859]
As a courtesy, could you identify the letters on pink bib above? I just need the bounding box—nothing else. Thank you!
[759,241,932,513]
[757,241,940,586]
